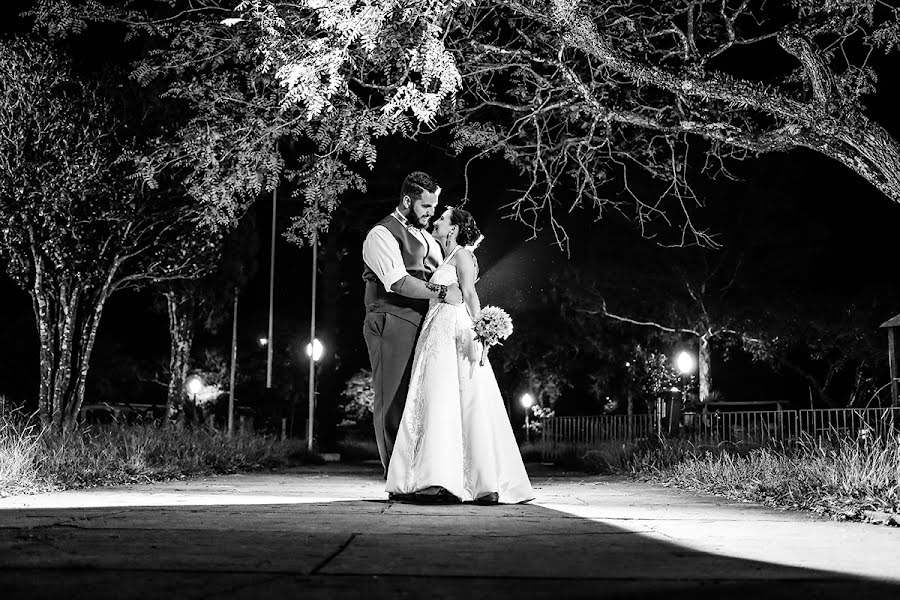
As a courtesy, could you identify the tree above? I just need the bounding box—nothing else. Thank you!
[581,249,754,404]
[221,1,899,247]
[0,40,218,430]
[738,300,887,408]
[160,212,258,422]
[31,2,900,249]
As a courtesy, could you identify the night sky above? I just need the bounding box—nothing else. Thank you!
[1,2,899,416]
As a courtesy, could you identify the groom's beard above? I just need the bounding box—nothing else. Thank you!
[408,213,430,229]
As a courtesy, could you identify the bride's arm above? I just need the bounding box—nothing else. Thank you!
[455,249,481,320]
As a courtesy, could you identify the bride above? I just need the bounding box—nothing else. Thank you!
[385,206,534,505]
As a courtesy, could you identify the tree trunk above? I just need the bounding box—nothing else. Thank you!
[698,335,711,404]
[164,290,196,422]
[32,282,109,431]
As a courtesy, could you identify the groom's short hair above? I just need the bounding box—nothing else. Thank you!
[400,171,440,203]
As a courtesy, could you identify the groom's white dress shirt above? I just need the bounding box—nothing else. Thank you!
[363,209,443,292]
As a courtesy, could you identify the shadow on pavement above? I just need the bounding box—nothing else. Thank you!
[0,495,898,599]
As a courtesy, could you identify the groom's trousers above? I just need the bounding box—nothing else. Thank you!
[363,311,420,478]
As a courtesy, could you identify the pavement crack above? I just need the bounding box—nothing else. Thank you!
[309,533,357,575]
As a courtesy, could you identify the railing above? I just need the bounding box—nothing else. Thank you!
[541,414,656,460]
[540,407,900,461]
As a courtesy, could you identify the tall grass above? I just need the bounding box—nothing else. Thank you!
[663,436,900,516]
[573,434,900,519]
[0,413,45,495]
[0,411,322,496]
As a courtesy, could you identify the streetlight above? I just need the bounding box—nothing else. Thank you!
[520,393,534,443]
[672,350,696,437]
[676,350,696,406]
[185,375,204,401]
[306,338,324,362]
[185,375,204,425]
[258,337,268,346]
[676,350,696,376]
[306,337,324,451]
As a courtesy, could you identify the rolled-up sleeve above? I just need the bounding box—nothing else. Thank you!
[362,226,408,292]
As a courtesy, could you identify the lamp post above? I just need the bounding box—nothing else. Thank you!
[185,375,204,426]
[306,337,323,451]
[306,201,320,453]
[520,393,534,443]
[186,375,204,402]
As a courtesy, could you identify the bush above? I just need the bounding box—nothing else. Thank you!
[0,414,323,496]
[569,434,900,520]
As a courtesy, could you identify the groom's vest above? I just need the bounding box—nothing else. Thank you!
[363,215,439,327]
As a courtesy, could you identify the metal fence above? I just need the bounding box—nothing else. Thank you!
[540,407,900,460]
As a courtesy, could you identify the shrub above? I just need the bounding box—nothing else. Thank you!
[0,417,323,496]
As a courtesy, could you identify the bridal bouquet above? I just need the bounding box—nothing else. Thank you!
[472,306,514,366]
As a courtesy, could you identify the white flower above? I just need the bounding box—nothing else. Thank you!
[473,306,514,347]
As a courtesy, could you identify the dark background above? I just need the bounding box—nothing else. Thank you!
[1,1,899,423]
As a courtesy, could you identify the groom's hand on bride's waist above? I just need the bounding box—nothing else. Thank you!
[443,284,463,305]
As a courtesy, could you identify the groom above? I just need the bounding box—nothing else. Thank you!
[362,171,463,481]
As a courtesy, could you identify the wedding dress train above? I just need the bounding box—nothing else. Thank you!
[385,250,534,503]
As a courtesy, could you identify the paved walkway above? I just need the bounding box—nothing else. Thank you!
[1,463,898,599]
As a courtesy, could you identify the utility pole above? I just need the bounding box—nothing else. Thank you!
[228,288,238,435]
[307,215,318,452]
[266,186,276,389]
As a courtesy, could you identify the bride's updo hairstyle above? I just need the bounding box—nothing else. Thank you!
[449,207,482,248]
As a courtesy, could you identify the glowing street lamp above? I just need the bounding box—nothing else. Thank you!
[258,337,268,346]
[306,338,324,362]
[185,375,204,404]
[675,350,696,409]
[521,393,534,443]
[305,337,324,452]
[676,351,696,375]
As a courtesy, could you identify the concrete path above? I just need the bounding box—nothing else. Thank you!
[1,463,898,599]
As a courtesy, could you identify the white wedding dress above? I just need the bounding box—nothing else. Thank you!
[385,248,534,503]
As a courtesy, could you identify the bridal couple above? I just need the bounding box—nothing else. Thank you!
[362,171,534,505]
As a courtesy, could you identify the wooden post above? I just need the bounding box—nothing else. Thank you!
[889,327,898,407]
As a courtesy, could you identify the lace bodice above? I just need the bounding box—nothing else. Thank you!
[427,248,462,311]
[430,246,462,285]
[428,261,459,286]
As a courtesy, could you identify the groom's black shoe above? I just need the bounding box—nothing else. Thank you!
[414,487,461,505]
[388,492,416,502]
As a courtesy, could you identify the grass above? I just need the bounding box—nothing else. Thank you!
[0,411,323,497]
[562,434,900,522]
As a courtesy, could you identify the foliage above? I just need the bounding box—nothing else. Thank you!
[0,412,322,496]
[0,408,45,496]
[31,1,900,251]
[339,368,375,425]
[0,38,225,429]
[526,404,555,435]
[573,433,900,522]
[625,345,682,399]
[738,302,887,408]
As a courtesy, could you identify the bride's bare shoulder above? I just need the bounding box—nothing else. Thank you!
[452,247,475,266]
